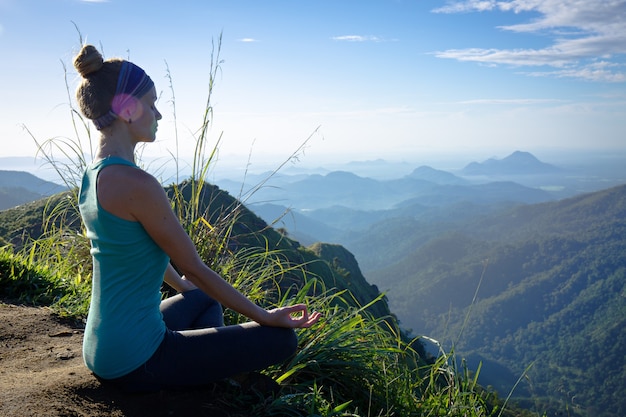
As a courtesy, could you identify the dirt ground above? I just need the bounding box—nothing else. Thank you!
[0,301,269,417]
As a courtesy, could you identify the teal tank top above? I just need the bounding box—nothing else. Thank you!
[78,157,169,379]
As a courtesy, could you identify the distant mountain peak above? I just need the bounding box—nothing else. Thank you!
[407,166,467,185]
[461,151,560,176]
[504,150,540,163]
[326,170,362,179]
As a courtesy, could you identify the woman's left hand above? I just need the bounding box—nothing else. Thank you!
[263,304,321,328]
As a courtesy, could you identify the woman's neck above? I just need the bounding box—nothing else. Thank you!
[96,126,136,163]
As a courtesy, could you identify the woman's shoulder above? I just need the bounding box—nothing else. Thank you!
[98,161,156,186]
[97,163,165,219]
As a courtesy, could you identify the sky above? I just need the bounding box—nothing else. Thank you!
[1,0,626,176]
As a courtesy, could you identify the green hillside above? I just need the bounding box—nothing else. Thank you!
[368,184,626,417]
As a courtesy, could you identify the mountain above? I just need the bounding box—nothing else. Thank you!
[406,165,468,185]
[235,168,560,243]
[394,181,554,207]
[0,170,66,195]
[366,184,626,417]
[246,203,339,246]
[249,182,554,251]
[461,151,561,176]
[270,170,410,211]
[0,170,66,210]
[221,170,442,211]
[0,187,45,211]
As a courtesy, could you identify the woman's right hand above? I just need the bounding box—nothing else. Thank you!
[261,304,321,328]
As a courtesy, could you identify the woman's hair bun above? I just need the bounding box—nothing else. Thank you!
[73,44,104,78]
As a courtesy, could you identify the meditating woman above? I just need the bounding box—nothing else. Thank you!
[74,44,320,393]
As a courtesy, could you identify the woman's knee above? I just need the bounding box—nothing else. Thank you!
[251,325,298,361]
[279,327,299,357]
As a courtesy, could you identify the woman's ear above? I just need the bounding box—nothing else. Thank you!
[112,94,144,123]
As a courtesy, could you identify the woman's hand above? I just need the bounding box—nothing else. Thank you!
[261,304,321,328]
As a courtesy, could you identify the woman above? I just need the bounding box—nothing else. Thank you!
[74,44,320,393]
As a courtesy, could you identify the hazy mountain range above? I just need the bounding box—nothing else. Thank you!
[0,170,66,211]
[215,151,626,251]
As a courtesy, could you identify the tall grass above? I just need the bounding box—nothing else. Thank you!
[0,33,540,416]
[0,245,90,317]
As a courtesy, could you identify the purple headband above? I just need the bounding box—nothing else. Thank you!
[93,61,155,130]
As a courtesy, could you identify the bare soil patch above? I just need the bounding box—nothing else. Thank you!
[0,302,264,417]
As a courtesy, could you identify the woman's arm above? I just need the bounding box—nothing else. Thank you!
[163,263,197,293]
[100,166,319,328]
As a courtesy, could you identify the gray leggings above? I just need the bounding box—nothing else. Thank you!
[107,289,298,393]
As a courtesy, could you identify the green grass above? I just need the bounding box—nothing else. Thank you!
[0,31,544,417]
[0,246,91,317]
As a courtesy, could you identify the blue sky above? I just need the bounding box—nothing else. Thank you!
[1,0,625,173]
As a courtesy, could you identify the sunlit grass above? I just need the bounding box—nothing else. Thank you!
[0,246,90,318]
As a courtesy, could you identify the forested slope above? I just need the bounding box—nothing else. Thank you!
[368,184,626,417]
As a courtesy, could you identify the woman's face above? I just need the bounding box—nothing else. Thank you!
[127,86,162,143]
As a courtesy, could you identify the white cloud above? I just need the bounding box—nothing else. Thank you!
[332,35,381,42]
[238,38,259,43]
[433,0,499,13]
[435,47,574,67]
[457,98,566,105]
[524,61,626,82]
[433,0,626,82]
